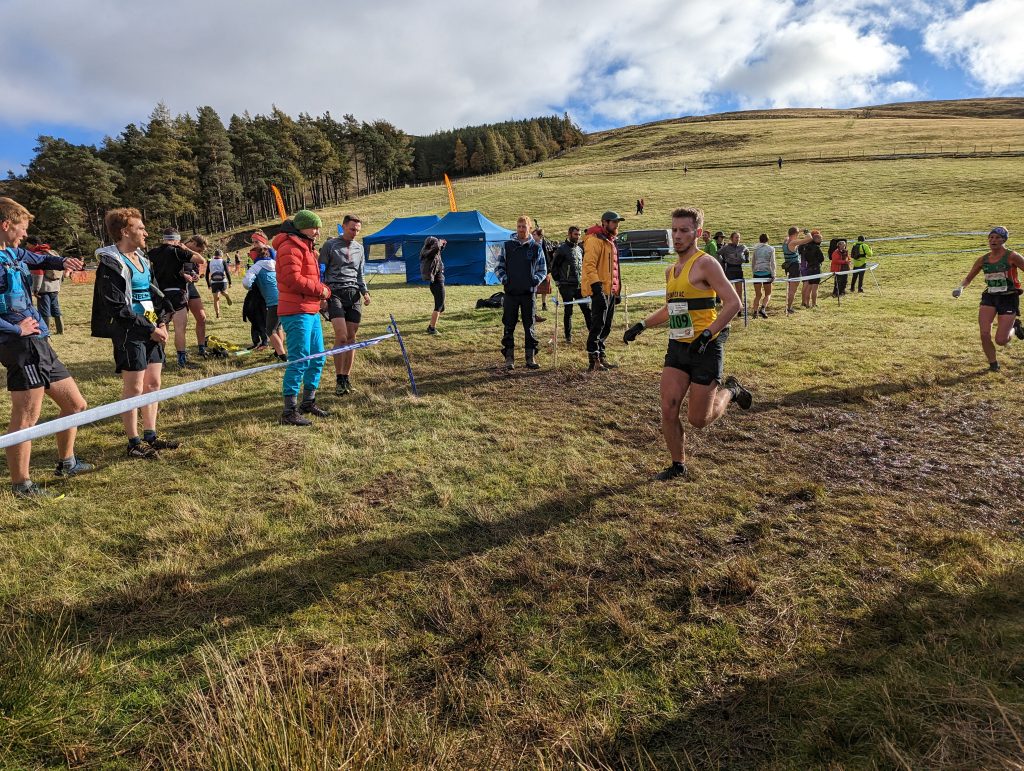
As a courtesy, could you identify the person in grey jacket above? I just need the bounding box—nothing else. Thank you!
[318,214,370,395]
[419,236,446,335]
[718,231,749,284]
[547,226,591,343]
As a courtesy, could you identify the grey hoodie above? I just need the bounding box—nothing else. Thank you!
[318,236,367,295]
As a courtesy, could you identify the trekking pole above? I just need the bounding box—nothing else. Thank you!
[388,314,419,397]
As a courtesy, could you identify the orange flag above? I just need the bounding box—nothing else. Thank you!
[443,174,457,212]
[270,184,287,221]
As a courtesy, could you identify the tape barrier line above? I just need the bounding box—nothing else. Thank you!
[0,333,395,450]
[559,263,880,305]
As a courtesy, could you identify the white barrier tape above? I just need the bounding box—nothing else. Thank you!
[0,333,395,450]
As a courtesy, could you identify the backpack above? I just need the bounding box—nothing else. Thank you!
[475,291,504,309]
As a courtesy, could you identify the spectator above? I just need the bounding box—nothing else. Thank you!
[850,235,872,293]
[532,226,554,316]
[750,233,776,318]
[800,230,826,308]
[831,239,851,297]
[419,236,446,335]
[319,214,370,396]
[582,210,625,371]
[495,215,547,370]
[25,236,68,334]
[548,225,591,344]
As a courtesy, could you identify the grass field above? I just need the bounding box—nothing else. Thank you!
[2,107,1024,769]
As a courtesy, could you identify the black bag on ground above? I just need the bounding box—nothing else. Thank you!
[475,291,504,309]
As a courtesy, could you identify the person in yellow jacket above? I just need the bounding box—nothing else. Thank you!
[622,206,752,480]
[581,210,624,371]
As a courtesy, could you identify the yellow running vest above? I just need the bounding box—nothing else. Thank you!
[666,251,718,342]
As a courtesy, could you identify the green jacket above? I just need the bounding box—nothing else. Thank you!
[851,241,873,267]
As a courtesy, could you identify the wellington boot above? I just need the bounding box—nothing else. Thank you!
[504,352,515,371]
[53,316,64,334]
[599,354,618,369]
[526,353,540,370]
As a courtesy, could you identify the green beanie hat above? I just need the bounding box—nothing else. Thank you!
[292,209,322,230]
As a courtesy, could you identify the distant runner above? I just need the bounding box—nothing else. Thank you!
[205,249,232,318]
[952,226,1024,372]
[622,206,751,480]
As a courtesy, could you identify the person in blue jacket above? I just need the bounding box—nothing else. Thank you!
[495,215,547,370]
[0,198,91,498]
[242,243,287,361]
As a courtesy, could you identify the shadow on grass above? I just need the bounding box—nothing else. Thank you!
[59,477,647,660]
[596,564,1024,769]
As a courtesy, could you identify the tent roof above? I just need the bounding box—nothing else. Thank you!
[360,215,441,245]
[409,210,512,242]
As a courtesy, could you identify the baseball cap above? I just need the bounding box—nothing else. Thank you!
[990,226,1009,241]
[713,231,724,239]
[601,211,625,222]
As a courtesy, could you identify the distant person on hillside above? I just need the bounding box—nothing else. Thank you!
[831,239,851,297]
[93,208,179,460]
[582,210,624,371]
[319,214,370,396]
[799,230,826,308]
[952,226,1024,372]
[778,156,783,170]
[147,229,207,368]
[549,225,591,344]
[750,233,776,317]
[621,206,750,481]
[242,243,286,361]
[1,197,90,498]
[25,236,68,334]
[532,226,554,316]
[205,249,232,319]
[783,226,812,314]
[636,199,642,215]
[850,235,872,292]
[419,236,446,335]
[275,209,331,424]
[496,215,547,370]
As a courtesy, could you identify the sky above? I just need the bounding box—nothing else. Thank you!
[1,0,1022,175]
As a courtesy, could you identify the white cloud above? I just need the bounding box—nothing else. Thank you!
[0,0,928,139]
[924,0,1024,90]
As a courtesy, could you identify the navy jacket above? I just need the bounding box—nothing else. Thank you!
[495,239,547,294]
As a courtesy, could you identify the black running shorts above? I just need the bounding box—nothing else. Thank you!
[664,327,729,386]
[784,261,800,280]
[980,291,1020,316]
[112,327,165,373]
[0,336,72,391]
[326,288,362,324]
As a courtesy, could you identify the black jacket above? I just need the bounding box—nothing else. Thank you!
[549,239,583,285]
[91,246,174,340]
[147,243,196,293]
[419,237,445,283]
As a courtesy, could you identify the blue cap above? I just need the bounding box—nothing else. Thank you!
[990,226,1009,241]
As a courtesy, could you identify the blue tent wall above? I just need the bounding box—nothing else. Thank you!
[402,210,512,285]
[358,215,440,263]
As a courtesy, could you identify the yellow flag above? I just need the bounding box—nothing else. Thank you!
[443,174,457,212]
[270,184,287,221]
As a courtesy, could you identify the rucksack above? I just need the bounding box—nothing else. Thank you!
[475,292,504,309]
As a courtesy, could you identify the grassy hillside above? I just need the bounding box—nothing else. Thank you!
[2,106,1024,768]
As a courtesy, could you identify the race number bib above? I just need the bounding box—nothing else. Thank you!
[668,300,693,340]
[986,272,1008,293]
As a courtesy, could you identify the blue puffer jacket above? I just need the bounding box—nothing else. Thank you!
[0,246,66,345]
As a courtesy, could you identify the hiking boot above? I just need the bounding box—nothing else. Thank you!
[12,481,62,499]
[723,376,753,409]
[54,457,95,478]
[588,353,607,372]
[989,361,1001,372]
[146,437,180,451]
[526,353,540,370]
[427,326,438,335]
[299,400,330,418]
[280,409,312,426]
[54,316,64,334]
[1014,319,1024,341]
[564,333,573,345]
[504,352,515,371]
[599,354,618,369]
[655,463,689,481]
[127,442,159,459]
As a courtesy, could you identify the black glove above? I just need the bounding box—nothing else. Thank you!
[613,294,622,305]
[692,329,714,357]
[623,322,645,344]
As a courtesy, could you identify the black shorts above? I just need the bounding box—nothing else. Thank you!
[664,327,729,386]
[187,283,201,302]
[980,292,1020,315]
[725,264,745,283]
[164,287,190,312]
[326,288,362,324]
[430,280,446,313]
[210,280,228,294]
[784,261,801,280]
[266,305,281,333]
[0,336,72,391]
[112,327,165,373]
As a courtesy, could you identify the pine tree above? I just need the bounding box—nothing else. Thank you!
[195,106,242,232]
[452,137,468,173]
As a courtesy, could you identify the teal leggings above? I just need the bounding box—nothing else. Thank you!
[280,313,325,396]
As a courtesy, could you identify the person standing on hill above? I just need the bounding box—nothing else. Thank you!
[831,239,851,297]
[1,198,91,498]
[952,226,1024,372]
[25,236,69,334]
[147,229,207,368]
[799,230,825,308]
[495,215,547,370]
[319,214,370,396]
[621,206,751,480]
[582,210,624,371]
[242,244,287,361]
[549,225,591,344]
[532,226,555,317]
[750,233,776,318]
[718,231,749,286]
[850,235,872,292]
[419,236,446,335]
[782,226,812,314]
[275,210,331,425]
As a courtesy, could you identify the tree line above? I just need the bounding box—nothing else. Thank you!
[0,105,584,258]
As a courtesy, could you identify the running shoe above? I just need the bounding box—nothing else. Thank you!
[335,377,352,396]
[54,458,95,478]
[427,326,438,335]
[786,307,795,315]
[127,442,159,459]
[655,463,689,481]
[758,308,769,319]
[723,376,753,409]
[12,482,63,499]
[989,361,1001,372]
[1014,319,1024,341]
[146,437,180,450]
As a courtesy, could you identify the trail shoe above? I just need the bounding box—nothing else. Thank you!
[758,308,769,319]
[280,409,313,426]
[275,353,288,362]
[564,333,573,345]
[786,307,795,315]
[504,352,515,371]
[127,442,159,459]
[989,361,1001,372]
[1014,318,1024,341]
[588,353,607,372]
[525,353,540,370]
[299,400,330,418]
[54,457,95,478]
[12,481,61,499]
[723,376,753,409]
[427,326,438,335]
[335,376,352,396]
[599,354,618,369]
[225,294,233,305]
[655,462,689,481]
[145,437,180,451]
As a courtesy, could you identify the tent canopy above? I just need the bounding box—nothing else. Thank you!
[403,210,513,285]
[359,215,441,246]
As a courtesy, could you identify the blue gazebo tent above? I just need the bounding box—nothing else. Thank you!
[403,210,513,285]
[357,215,441,275]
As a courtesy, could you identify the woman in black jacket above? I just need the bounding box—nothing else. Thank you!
[420,237,446,335]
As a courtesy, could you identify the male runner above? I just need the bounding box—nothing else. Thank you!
[319,214,370,395]
[148,229,206,368]
[953,226,1024,371]
[782,226,812,315]
[622,206,751,480]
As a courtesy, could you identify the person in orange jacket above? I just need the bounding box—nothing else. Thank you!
[581,210,624,371]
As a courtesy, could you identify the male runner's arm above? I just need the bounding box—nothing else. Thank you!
[953,256,986,297]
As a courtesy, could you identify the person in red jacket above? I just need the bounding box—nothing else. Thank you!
[273,210,331,426]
